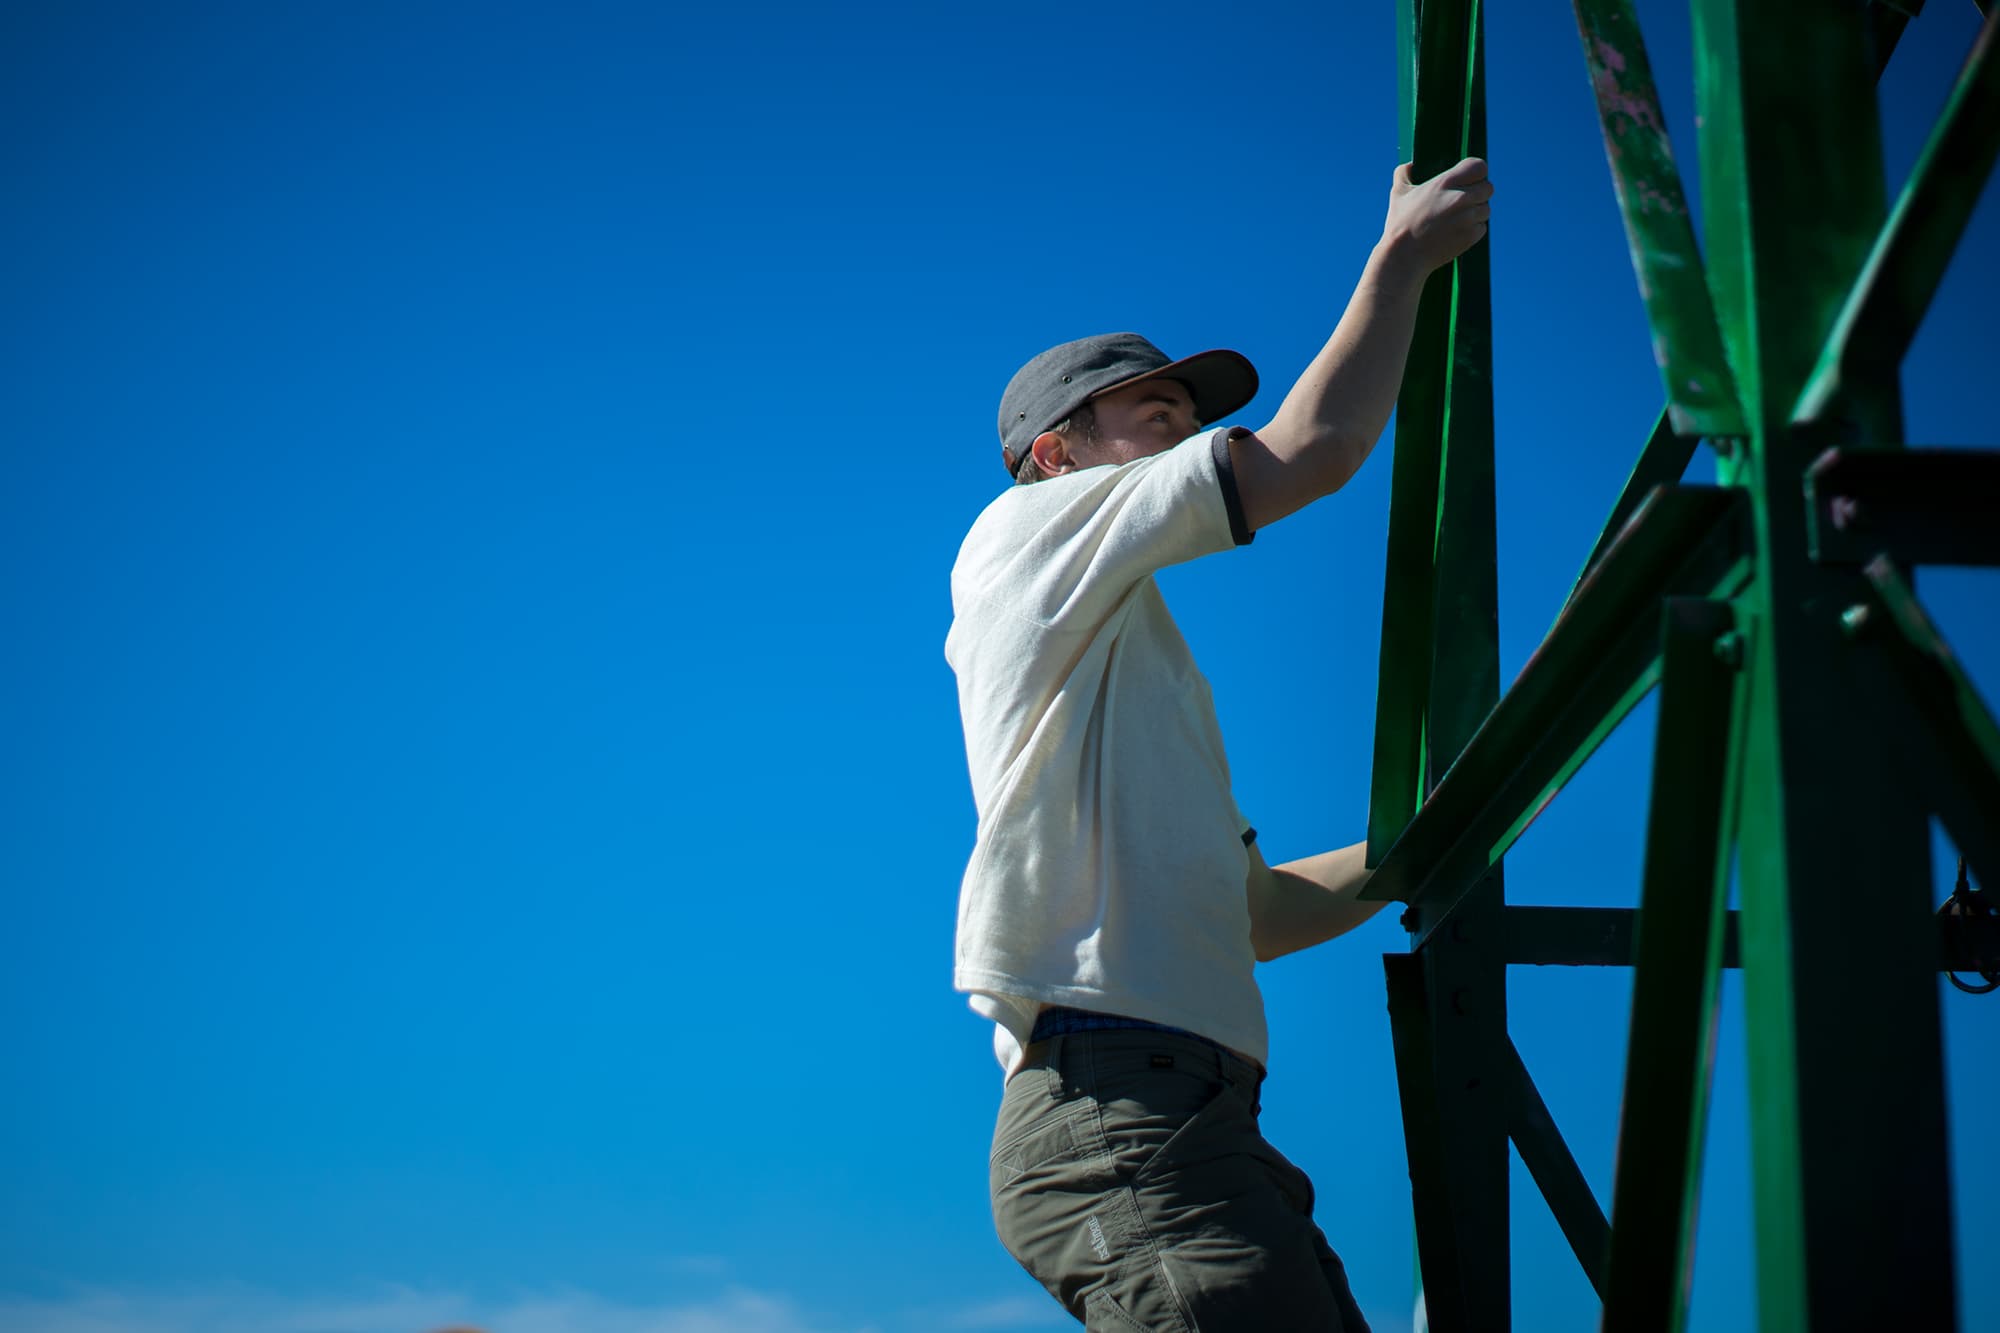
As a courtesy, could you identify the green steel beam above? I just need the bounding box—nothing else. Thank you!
[1694,2,1957,1327]
[1385,951,1470,1333]
[1407,9,1513,1324]
[1502,1040,1610,1300]
[1858,557,2000,893]
[1367,0,1480,862]
[1806,447,2000,566]
[1362,487,1749,936]
[1426,53,1500,781]
[1562,0,1913,613]
[1571,0,1745,437]
[1793,4,2000,434]
[1601,599,1745,1333]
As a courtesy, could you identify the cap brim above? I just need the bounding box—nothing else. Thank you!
[1116,348,1259,429]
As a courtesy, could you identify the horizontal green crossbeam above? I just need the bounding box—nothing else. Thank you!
[1793,4,2000,428]
[1362,487,1750,948]
[1572,0,1745,437]
[1805,447,2000,566]
[1500,904,1994,969]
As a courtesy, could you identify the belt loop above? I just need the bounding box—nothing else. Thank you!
[1043,1032,1066,1099]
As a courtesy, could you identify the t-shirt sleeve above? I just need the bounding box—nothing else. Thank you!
[1005,427,1255,627]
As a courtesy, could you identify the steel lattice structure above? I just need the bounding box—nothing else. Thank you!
[1360,1,2000,1328]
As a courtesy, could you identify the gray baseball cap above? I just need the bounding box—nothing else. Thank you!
[996,332,1259,475]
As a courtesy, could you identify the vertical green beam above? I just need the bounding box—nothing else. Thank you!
[1601,599,1744,1333]
[1385,952,1470,1333]
[1414,4,1511,1327]
[1693,2,1956,1329]
[1367,0,1474,861]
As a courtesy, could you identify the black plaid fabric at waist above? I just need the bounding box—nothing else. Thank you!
[1029,1006,1231,1056]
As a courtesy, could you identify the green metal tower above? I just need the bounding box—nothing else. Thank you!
[1362,1,2000,1328]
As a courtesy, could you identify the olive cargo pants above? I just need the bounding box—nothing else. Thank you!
[989,1027,1371,1331]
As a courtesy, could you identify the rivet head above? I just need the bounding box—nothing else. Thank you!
[1061,374,1072,383]
[1841,604,1872,637]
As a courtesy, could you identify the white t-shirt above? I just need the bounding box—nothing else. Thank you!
[946,427,1266,1074]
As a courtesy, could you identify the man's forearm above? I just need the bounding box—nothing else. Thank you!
[1247,841,1392,962]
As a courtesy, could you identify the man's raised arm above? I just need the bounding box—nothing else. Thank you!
[1231,156,1494,532]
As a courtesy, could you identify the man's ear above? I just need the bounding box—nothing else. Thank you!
[1029,430,1075,477]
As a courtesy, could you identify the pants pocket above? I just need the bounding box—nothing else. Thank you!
[1084,1287,1153,1332]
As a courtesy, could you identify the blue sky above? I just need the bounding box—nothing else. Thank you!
[3,3,1995,1331]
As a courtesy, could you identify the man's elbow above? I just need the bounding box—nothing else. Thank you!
[1233,428,1368,531]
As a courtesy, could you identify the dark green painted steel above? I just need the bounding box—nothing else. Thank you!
[1600,599,1744,1333]
[1369,2,1982,1326]
[1806,447,2000,566]
[1368,5,1517,1324]
[1571,0,1745,437]
[1859,557,2000,892]
[1362,486,1748,932]
[1501,1040,1610,1299]
[1693,2,1956,1327]
[1366,0,1480,863]
[1384,952,1469,1333]
[1794,5,2000,433]
[1426,56,1500,782]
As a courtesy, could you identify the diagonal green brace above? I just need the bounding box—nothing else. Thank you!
[1502,1040,1610,1299]
[1601,598,1745,1333]
[1793,3,2000,431]
[1857,556,2000,891]
[1571,0,1746,437]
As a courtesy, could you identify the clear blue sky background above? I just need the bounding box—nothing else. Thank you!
[4,3,1996,1331]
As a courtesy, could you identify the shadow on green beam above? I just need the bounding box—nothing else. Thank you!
[1361,487,1750,949]
[1793,4,2000,432]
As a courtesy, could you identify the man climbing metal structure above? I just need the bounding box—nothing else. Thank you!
[1369,1,2000,1330]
